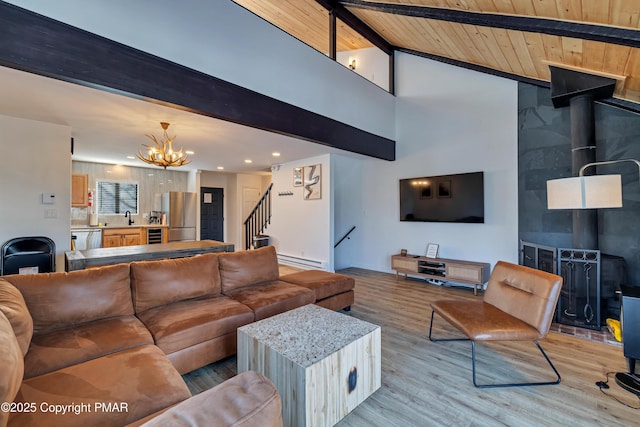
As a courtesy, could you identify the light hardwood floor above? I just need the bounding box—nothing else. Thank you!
[183,268,639,426]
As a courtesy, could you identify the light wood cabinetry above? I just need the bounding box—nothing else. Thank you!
[391,254,490,295]
[71,174,88,207]
[102,228,145,248]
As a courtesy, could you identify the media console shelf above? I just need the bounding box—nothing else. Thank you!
[391,254,490,295]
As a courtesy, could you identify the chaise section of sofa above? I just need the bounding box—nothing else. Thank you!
[3,264,154,378]
[130,253,255,374]
[218,246,315,320]
[280,269,354,311]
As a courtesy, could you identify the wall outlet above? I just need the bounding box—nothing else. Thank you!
[44,208,57,219]
[143,213,149,220]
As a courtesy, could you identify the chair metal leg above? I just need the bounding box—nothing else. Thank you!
[429,310,561,388]
[428,310,469,342]
[472,340,561,388]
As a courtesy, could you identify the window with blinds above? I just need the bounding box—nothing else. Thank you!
[97,181,139,215]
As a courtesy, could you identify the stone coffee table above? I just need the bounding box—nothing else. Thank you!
[237,304,381,427]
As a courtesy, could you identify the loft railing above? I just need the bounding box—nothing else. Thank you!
[334,226,356,248]
[243,183,273,250]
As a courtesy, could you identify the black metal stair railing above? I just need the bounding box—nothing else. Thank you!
[334,226,356,248]
[243,183,273,250]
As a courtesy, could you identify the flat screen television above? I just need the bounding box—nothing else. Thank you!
[399,172,484,223]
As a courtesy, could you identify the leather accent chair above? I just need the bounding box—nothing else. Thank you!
[429,261,563,388]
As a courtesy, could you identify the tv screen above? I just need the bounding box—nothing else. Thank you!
[399,172,484,223]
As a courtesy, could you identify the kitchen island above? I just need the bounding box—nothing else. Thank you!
[65,240,234,271]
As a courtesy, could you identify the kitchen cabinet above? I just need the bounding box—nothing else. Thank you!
[102,228,144,248]
[71,174,88,207]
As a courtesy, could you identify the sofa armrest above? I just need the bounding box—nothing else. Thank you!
[140,371,282,427]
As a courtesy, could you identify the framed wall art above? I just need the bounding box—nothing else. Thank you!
[303,164,322,200]
[293,167,303,187]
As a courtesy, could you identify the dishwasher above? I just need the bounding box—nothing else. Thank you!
[71,229,102,250]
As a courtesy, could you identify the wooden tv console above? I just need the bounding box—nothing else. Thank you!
[391,254,490,295]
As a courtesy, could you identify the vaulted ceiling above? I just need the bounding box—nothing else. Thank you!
[234,0,640,107]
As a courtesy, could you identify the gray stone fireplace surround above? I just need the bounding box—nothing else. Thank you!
[518,82,640,285]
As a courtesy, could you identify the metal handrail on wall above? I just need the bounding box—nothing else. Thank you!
[335,226,356,248]
[243,183,273,250]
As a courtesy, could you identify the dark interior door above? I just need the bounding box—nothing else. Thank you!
[200,187,224,241]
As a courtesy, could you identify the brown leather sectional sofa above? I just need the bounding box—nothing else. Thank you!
[0,246,354,427]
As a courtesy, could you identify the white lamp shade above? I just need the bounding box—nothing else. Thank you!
[547,175,622,209]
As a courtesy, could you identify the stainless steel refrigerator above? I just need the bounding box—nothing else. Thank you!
[161,192,197,242]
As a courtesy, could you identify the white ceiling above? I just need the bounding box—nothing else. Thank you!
[0,65,361,174]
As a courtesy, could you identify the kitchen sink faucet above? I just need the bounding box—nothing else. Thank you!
[124,210,134,226]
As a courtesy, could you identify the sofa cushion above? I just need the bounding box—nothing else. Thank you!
[137,295,254,355]
[23,316,154,379]
[280,270,355,301]
[223,280,315,321]
[5,263,133,334]
[139,371,282,427]
[218,246,280,293]
[0,278,33,356]
[131,253,221,313]
[0,312,23,427]
[10,345,191,427]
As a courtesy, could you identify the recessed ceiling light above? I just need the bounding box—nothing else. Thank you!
[244,159,252,164]
[186,150,194,155]
[148,173,154,176]
[272,152,281,157]
[126,156,135,159]
[217,166,224,170]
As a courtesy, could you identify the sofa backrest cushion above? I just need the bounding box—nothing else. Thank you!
[0,311,24,427]
[0,279,33,356]
[5,263,133,334]
[218,246,279,293]
[130,253,221,313]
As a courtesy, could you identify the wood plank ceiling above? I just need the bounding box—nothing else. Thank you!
[233,0,640,106]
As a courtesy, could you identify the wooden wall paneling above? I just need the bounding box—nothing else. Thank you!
[556,0,585,22]
[492,28,526,75]
[474,26,512,71]
[561,36,584,67]
[581,40,607,72]
[460,24,502,68]
[581,0,611,25]
[447,22,489,65]
[609,0,640,29]
[506,30,539,77]
[623,49,640,93]
[540,34,566,65]
[604,44,633,76]
[523,32,552,79]
[531,0,559,19]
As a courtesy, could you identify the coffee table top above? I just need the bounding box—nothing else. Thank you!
[238,304,380,368]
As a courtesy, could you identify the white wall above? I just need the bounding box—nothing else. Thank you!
[335,53,519,273]
[7,0,395,141]
[337,47,390,92]
[0,115,71,271]
[268,155,333,270]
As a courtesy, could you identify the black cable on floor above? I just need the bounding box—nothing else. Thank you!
[596,371,640,410]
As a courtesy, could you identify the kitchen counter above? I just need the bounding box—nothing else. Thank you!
[71,224,169,230]
[65,240,234,271]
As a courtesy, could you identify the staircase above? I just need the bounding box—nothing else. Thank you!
[243,183,273,250]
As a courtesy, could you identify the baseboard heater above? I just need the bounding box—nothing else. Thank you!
[277,253,327,270]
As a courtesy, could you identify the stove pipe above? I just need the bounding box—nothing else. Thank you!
[570,94,597,249]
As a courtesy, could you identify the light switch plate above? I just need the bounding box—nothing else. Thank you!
[42,193,56,204]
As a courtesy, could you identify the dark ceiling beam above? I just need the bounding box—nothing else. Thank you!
[0,1,395,161]
[397,47,640,115]
[340,0,640,49]
[316,0,393,55]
